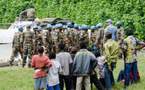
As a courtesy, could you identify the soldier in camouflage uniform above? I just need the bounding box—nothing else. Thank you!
[34,28,43,54]
[19,8,35,21]
[50,24,59,53]
[95,23,105,55]
[42,24,53,53]
[22,26,34,67]
[9,28,23,65]
[116,21,125,41]
[73,24,80,45]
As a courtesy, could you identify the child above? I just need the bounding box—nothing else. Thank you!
[97,56,106,88]
[31,46,51,90]
[47,52,62,90]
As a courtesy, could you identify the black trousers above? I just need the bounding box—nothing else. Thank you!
[90,74,105,90]
[59,75,71,90]
[71,76,77,90]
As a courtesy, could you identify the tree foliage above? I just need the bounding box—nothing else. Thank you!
[0,0,145,39]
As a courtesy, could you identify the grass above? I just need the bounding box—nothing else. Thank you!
[0,51,145,90]
[0,67,33,90]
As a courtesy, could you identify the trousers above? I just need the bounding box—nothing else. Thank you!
[59,75,71,90]
[76,76,90,90]
[90,74,105,90]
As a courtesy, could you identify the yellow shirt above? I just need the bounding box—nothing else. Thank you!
[124,36,137,63]
[104,39,119,66]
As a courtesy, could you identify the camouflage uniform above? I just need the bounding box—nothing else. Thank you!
[58,29,64,42]
[34,31,43,54]
[117,27,124,41]
[10,31,23,65]
[51,29,59,53]
[22,29,34,67]
[42,29,53,53]
[19,8,35,21]
[96,28,105,54]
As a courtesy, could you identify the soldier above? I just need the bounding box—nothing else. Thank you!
[42,24,53,53]
[50,24,60,53]
[34,28,43,54]
[116,21,125,59]
[73,24,80,45]
[105,19,118,41]
[95,23,104,55]
[19,8,35,21]
[116,21,125,41]
[89,26,97,47]
[79,25,89,45]
[22,25,34,67]
[9,28,23,65]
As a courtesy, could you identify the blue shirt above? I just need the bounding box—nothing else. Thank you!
[105,25,117,40]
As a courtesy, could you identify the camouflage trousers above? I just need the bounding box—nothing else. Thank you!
[10,46,23,65]
[23,44,33,67]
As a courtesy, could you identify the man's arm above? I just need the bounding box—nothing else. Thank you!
[136,38,145,50]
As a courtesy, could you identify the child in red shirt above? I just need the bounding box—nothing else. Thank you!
[31,46,51,90]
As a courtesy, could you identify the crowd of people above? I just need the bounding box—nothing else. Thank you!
[10,19,145,90]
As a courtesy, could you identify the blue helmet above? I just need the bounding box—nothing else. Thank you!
[67,22,74,28]
[74,24,79,29]
[55,23,63,29]
[51,25,55,29]
[81,24,89,30]
[115,21,123,27]
[90,26,97,30]
[62,25,67,29]
[106,19,112,23]
[47,24,52,29]
[36,26,42,31]
[33,24,38,29]
[78,26,82,30]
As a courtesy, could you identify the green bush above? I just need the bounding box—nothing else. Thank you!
[0,0,145,39]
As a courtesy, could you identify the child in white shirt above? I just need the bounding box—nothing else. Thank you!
[47,52,62,90]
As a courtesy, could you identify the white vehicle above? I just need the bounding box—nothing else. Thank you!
[0,21,34,44]
[0,21,34,63]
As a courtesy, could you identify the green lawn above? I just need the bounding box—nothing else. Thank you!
[0,67,33,90]
[0,51,145,90]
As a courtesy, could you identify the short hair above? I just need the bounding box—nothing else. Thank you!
[58,43,65,51]
[49,52,56,59]
[80,41,87,49]
[37,46,44,54]
[105,32,112,39]
[125,27,134,36]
